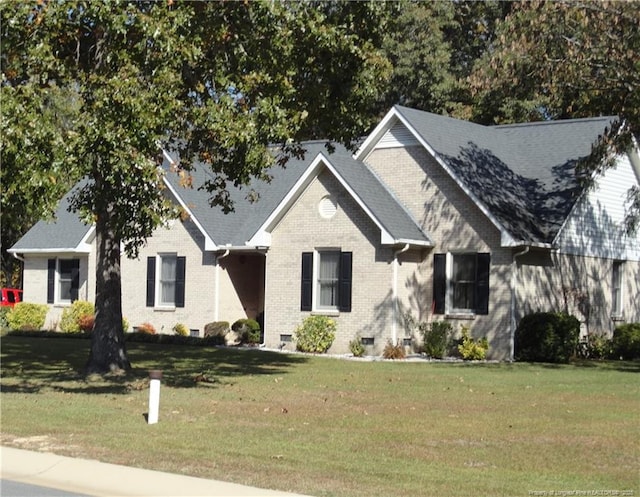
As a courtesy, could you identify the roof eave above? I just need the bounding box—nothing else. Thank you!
[8,247,93,255]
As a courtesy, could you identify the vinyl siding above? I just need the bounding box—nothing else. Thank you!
[517,251,640,336]
[556,153,640,261]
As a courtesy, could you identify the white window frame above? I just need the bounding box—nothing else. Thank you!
[612,260,624,317]
[156,253,178,308]
[313,249,341,312]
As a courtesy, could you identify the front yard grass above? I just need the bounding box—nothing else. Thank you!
[1,336,638,497]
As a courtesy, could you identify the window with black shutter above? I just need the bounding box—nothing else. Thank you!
[147,254,186,308]
[300,251,352,312]
[433,252,490,315]
[48,258,81,304]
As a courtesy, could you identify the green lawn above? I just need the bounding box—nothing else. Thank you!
[1,336,638,497]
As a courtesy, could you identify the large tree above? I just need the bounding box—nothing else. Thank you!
[377,0,511,119]
[1,0,391,374]
[468,0,640,231]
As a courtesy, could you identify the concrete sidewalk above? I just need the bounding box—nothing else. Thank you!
[1,446,308,497]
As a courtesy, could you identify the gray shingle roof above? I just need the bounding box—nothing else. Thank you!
[321,145,431,245]
[9,185,93,252]
[394,105,617,244]
[163,141,431,247]
[12,106,614,252]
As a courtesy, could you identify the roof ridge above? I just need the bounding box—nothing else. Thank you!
[494,115,617,129]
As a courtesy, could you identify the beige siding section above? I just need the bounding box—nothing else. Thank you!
[517,252,640,336]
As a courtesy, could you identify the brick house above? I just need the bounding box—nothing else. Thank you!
[10,106,640,359]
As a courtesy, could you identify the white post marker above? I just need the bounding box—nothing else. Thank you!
[148,370,162,424]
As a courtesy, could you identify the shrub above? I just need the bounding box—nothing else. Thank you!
[60,300,95,333]
[173,323,189,337]
[122,317,130,333]
[382,340,406,360]
[78,314,95,333]
[0,307,11,333]
[578,332,613,360]
[231,318,261,344]
[457,326,489,361]
[422,320,453,359]
[136,322,156,334]
[515,311,580,363]
[349,336,366,357]
[294,315,336,353]
[7,302,48,331]
[204,321,230,339]
[610,323,640,360]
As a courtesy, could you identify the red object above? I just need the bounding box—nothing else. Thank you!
[0,288,23,307]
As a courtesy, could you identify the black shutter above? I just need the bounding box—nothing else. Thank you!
[475,253,490,315]
[175,256,186,308]
[70,259,80,302]
[47,259,56,304]
[433,254,446,314]
[301,252,313,311]
[338,252,352,312]
[146,257,156,307]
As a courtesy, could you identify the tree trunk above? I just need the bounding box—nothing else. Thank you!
[85,205,131,374]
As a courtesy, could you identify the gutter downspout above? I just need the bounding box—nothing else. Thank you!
[510,246,530,361]
[392,244,410,344]
[11,252,25,263]
[214,248,230,322]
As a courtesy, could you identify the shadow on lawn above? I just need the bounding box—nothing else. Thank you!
[0,336,308,394]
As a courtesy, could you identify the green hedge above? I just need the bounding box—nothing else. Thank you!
[6,303,48,331]
[515,311,580,363]
[610,323,640,360]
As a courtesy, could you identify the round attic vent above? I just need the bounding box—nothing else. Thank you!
[318,195,337,219]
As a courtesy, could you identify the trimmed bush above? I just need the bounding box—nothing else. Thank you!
[60,300,95,333]
[294,315,336,353]
[349,336,366,357]
[78,314,95,333]
[204,321,230,339]
[231,318,261,344]
[457,326,489,360]
[610,323,640,360]
[136,322,156,334]
[173,323,189,337]
[422,320,453,359]
[7,303,48,331]
[515,312,580,363]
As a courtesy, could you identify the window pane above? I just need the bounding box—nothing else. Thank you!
[318,252,339,308]
[452,254,476,311]
[58,260,75,301]
[60,281,73,301]
[160,255,177,305]
[59,260,75,277]
[612,262,622,315]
